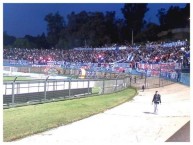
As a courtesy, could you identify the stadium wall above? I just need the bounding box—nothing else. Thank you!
[180,73,190,86]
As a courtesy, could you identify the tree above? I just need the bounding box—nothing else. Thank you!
[121,3,149,42]
[157,4,190,30]
[88,12,111,47]
[56,38,68,49]
[165,6,183,29]
[135,22,160,42]
[104,11,119,45]
[65,11,118,48]
[3,31,16,47]
[36,33,49,49]
[156,8,167,30]
[115,19,126,44]
[65,11,88,48]
[182,4,190,27]
[13,38,35,48]
[24,35,37,46]
[44,12,66,48]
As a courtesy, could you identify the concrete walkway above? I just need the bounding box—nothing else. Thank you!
[10,83,190,144]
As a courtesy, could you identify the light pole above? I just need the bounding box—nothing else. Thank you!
[131,29,134,45]
[159,63,162,87]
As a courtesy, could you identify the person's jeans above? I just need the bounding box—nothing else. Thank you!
[154,103,159,114]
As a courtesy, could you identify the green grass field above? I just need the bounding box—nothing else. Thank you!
[3,76,32,81]
[3,87,137,142]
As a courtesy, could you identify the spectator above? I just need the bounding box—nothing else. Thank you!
[142,85,145,92]
[3,40,189,69]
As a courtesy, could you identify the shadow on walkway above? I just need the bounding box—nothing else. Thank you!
[143,112,155,115]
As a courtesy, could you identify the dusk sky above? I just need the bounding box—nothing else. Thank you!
[3,3,187,37]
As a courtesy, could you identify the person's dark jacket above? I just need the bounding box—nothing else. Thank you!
[152,94,161,104]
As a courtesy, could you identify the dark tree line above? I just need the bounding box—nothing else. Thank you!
[4,3,190,49]
[157,4,190,31]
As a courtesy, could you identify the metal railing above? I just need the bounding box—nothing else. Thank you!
[4,65,188,108]
[3,77,131,108]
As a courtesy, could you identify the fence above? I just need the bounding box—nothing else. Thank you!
[4,64,185,108]
[130,75,176,89]
[3,77,131,108]
[3,73,178,108]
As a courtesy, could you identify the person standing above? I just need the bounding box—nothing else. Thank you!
[142,85,145,92]
[152,91,161,114]
[134,76,137,83]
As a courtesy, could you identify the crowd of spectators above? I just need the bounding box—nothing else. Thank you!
[131,41,190,66]
[3,40,190,68]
